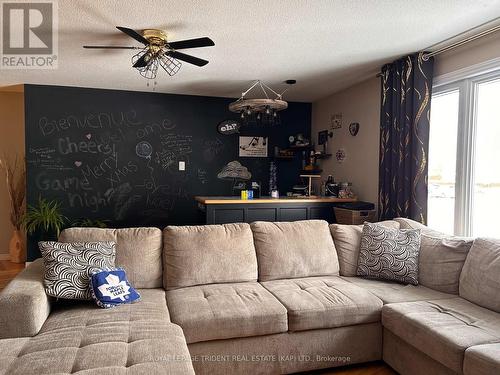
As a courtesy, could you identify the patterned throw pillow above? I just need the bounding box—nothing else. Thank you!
[39,241,116,300]
[90,268,140,308]
[357,222,421,285]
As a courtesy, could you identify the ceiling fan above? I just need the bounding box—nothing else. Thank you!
[83,26,215,79]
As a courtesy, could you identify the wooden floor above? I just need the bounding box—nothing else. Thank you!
[0,259,24,290]
[0,261,396,374]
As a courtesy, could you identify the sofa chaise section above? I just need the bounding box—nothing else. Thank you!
[464,343,500,375]
[0,288,194,375]
[383,298,500,374]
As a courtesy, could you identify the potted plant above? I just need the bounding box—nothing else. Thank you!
[0,156,26,263]
[23,197,67,242]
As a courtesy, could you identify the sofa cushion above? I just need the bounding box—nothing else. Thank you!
[59,227,163,288]
[261,276,382,331]
[460,238,500,312]
[387,218,474,294]
[0,289,195,375]
[357,223,421,285]
[39,241,116,300]
[382,298,500,373]
[251,220,339,281]
[464,343,500,375]
[166,282,288,343]
[329,220,400,277]
[163,223,257,290]
[342,276,455,304]
[419,234,473,294]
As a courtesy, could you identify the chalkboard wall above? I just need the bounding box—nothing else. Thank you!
[25,84,311,260]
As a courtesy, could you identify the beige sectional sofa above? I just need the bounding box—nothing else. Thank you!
[0,218,499,374]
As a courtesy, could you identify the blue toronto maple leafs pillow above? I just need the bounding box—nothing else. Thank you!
[90,268,140,308]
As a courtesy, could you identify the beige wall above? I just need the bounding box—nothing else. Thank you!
[312,78,380,205]
[312,31,500,208]
[0,88,25,258]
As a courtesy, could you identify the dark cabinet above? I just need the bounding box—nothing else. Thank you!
[198,199,344,224]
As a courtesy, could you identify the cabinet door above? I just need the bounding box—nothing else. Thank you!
[246,208,277,222]
[279,208,308,221]
[212,209,245,224]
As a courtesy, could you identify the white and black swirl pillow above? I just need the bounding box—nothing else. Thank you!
[39,241,116,300]
[357,222,421,285]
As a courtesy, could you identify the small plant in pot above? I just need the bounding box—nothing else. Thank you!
[23,197,67,244]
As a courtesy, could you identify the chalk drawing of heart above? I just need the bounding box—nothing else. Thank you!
[85,134,92,139]
[74,161,82,167]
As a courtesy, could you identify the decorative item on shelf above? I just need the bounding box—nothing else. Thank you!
[336,148,346,163]
[317,129,333,155]
[0,156,26,263]
[288,133,310,148]
[274,146,294,160]
[349,122,360,136]
[83,27,215,81]
[330,113,342,129]
[338,182,355,199]
[269,161,278,195]
[251,181,261,198]
[229,80,295,126]
[217,119,240,135]
[303,150,323,173]
[217,160,252,195]
[324,175,340,197]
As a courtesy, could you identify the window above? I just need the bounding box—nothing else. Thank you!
[429,69,500,237]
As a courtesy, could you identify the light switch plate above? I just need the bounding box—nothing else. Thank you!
[179,161,185,171]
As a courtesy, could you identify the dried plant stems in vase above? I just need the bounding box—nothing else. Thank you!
[0,156,26,263]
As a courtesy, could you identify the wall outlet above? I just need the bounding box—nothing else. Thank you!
[179,161,185,171]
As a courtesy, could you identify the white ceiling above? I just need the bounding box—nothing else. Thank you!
[2,0,500,102]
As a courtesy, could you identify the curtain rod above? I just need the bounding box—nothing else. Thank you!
[376,17,500,77]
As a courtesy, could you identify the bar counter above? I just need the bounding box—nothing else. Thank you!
[195,196,357,224]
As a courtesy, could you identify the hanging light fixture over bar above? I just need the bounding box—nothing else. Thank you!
[229,80,293,125]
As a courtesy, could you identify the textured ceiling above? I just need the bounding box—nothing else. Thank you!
[1,0,500,101]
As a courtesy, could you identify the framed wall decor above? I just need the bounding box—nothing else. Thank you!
[239,136,268,157]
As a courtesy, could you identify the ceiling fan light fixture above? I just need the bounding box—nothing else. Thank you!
[83,27,214,80]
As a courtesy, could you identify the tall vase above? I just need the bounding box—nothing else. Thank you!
[9,230,25,264]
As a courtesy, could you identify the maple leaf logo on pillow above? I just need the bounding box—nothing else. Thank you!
[98,273,131,301]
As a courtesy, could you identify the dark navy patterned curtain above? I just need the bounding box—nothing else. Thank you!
[378,52,434,223]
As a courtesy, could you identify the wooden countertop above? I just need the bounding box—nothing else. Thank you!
[195,196,357,204]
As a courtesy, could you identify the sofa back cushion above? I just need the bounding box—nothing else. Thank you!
[419,234,473,294]
[251,220,339,281]
[329,220,400,276]
[59,227,162,288]
[394,217,474,294]
[163,223,257,290]
[460,238,500,312]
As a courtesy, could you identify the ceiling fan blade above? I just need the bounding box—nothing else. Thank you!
[168,51,208,67]
[133,53,150,68]
[116,26,149,45]
[83,45,138,49]
[168,37,215,50]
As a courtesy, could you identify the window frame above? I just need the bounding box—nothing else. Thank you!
[432,64,500,236]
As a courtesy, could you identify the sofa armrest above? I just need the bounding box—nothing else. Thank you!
[0,258,51,339]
